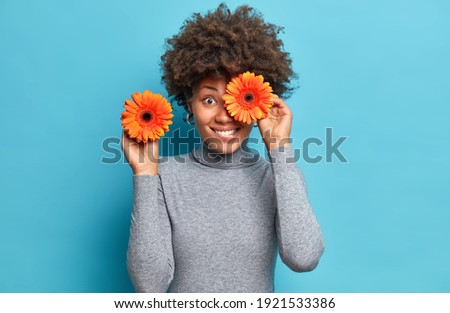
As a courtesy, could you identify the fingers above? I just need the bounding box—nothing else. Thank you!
[271,94,288,106]
[122,129,133,146]
[269,96,293,118]
[271,94,286,106]
[271,96,290,110]
[122,130,136,151]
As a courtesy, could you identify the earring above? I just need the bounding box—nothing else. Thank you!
[253,122,258,128]
[186,111,195,125]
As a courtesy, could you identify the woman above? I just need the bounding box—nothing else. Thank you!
[122,3,324,293]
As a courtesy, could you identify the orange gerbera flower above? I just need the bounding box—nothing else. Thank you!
[121,90,174,143]
[222,71,274,124]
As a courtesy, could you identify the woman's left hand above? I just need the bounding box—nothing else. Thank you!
[257,95,293,152]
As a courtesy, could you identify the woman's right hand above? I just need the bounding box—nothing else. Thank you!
[121,130,159,176]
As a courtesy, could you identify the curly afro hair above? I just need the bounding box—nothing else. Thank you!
[160,3,297,112]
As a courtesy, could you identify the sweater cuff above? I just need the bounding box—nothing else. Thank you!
[133,174,159,203]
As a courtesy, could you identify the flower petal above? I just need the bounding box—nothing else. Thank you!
[125,99,139,110]
[131,92,143,106]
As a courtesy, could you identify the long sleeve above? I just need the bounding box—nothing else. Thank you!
[127,175,174,292]
[269,145,325,272]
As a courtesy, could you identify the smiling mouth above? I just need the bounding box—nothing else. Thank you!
[211,127,241,137]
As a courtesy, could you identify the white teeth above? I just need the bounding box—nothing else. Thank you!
[215,129,237,136]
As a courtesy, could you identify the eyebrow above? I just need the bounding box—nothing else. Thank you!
[199,85,218,92]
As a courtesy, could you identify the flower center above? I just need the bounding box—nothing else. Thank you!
[142,112,153,121]
[244,92,254,103]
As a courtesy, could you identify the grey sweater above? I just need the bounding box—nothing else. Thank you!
[127,141,324,293]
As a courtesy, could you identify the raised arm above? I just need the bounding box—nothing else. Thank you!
[269,145,325,272]
[122,131,174,292]
[127,174,174,292]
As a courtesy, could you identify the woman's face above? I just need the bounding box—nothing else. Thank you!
[189,76,253,154]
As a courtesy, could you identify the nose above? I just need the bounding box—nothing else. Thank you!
[215,104,234,123]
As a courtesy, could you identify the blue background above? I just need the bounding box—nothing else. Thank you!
[1,0,449,292]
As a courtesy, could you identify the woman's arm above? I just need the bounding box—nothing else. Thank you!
[122,130,173,291]
[269,145,325,272]
[127,174,174,292]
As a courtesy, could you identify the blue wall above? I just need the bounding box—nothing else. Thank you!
[1,0,449,292]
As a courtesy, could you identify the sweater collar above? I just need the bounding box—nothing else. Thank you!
[191,139,260,169]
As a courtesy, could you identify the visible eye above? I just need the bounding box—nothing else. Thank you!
[202,96,216,106]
